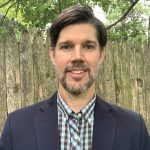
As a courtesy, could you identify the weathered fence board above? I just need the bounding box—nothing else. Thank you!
[0,37,7,132]
[5,29,22,113]
[0,29,150,134]
[20,30,34,107]
[44,36,58,97]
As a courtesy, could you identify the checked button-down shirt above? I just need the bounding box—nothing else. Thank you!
[57,92,96,150]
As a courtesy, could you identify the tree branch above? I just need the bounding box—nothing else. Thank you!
[58,0,62,13]
[15,0,20,18]
[0,0,13,8]
[107,0,139,30]
[0,1,17,26]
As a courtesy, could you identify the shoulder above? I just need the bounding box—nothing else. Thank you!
[111,103,140,121]
[96,95,143,125]
[96,96,150,149]
[9,92,57,120]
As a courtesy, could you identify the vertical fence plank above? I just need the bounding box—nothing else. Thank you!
[0,37,7,133]
[19,30,34,107]
[5,29,21,113]
[119,42,133,109]
[96,42,116,103]
[32,31,40,101]
[35,31,46,100]
[111,42,123,105]
[143,43,150,130]
[130,43,140,113]
[135,43,145,115]
[32,30,48,101]
[44,36,58,97]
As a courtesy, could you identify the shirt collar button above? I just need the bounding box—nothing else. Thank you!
[78,113,82,118]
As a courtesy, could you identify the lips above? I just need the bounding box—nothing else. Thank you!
[66,68,88,79]
[64,62,90,79]
[71,70,85,74]
[66,67,89,72]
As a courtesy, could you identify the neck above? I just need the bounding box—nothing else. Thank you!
[58,83,95,113]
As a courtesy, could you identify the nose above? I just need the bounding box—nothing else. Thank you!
[71,46,84,61]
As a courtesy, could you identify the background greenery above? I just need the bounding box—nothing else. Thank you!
[0,0,150,42]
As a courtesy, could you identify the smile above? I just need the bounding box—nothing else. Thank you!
[66,69,88,79]
[71,70,85,74]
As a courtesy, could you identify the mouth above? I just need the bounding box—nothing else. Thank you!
[66,68,89,79]
[70,70,85,74]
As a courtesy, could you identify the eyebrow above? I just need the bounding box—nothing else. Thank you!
[58,41,73,46]
[58,40,97,46]
[83,40,97,45]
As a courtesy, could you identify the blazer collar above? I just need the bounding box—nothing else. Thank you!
[34,92,116,150]
[34,92,59,150]
[92,95,116,150]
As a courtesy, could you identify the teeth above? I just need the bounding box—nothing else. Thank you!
[72,70,84,74]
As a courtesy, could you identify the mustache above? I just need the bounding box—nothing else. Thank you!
[64,61,90,73]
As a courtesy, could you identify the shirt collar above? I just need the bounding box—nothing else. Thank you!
[57,91,96,124]
[57,92,72,120]
[80,94,96,123]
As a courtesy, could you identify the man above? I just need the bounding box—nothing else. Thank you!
[0,5,150,150]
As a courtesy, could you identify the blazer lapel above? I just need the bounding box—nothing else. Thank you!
[92,96,116,150]
[34,93,59,150]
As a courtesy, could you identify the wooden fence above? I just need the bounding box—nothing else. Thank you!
[0,29,150,134]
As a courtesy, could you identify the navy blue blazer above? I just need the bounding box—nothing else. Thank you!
[0,92,150,150]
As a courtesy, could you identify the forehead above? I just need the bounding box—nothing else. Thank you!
[57,23,98,44]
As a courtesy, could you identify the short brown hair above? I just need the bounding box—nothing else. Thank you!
[50,5,107,49]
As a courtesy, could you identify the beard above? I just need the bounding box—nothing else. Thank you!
[56,60,100,95]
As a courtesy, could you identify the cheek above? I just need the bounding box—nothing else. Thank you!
[55,55,68,71]
[87,55,101,69]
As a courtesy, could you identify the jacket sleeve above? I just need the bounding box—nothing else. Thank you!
[0,115,13,150]
[139,115,150,150]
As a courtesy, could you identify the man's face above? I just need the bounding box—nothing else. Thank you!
[50,23,105,95]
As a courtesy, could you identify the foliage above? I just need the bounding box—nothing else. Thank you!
[0,0,149,42]
[106,0,150,41]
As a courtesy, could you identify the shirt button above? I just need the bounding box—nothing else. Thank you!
[78,113,82,118]
[74,134,78,140]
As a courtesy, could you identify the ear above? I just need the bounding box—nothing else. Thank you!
[49,47,56,65]
[99,48,106,64]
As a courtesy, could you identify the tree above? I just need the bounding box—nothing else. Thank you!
[0,0,149,41]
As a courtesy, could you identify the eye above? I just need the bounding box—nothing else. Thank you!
[60,44,72,50]
[84,44,95,50]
